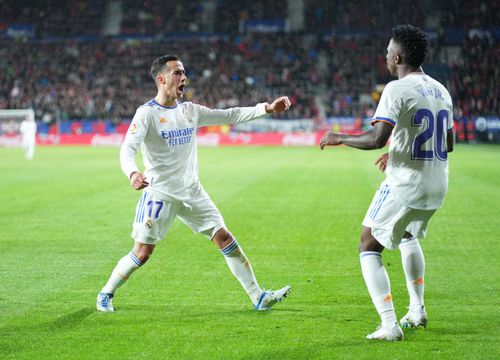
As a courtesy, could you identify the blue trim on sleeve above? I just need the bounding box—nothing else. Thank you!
[372,117,396,126]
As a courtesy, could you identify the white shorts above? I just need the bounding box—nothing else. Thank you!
[131,188,225,245]
[362,181,437,250]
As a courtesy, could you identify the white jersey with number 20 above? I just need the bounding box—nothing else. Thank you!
[372,73,453,210]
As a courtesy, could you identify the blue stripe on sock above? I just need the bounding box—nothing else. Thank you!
[129,251,143,266]
[221,242,238,256]
[360,251,382,258]
[221,239,239,256]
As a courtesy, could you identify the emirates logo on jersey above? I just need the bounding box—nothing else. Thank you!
[161,127,195,146]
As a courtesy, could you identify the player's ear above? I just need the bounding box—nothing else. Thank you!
[394,53,402,65]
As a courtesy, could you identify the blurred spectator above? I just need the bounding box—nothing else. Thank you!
[450,29,499,117]
[0,0,498,122]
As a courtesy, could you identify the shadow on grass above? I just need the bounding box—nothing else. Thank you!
[0,306,95,356]
[40,306,95,331]
[1,306,95,336]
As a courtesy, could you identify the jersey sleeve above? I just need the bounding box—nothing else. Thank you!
[371,81,401,127]
[120,107,149,179]
[192,103,268,127]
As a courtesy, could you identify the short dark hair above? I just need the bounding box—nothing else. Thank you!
[392,24,428,68]
[150,54,179,82]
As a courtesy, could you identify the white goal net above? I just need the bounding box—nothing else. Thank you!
[0,109,35,147]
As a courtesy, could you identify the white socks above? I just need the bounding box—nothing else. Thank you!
[399,238,425,310]
[221,239,262,304]
[360,251,397,328]
[101,251,143,294]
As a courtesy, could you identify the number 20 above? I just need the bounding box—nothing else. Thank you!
[412,109,449,161]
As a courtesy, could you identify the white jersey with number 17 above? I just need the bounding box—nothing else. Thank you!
[120,99,268,201]
[372,73,453,210]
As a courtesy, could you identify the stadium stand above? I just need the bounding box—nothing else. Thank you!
[0,0,498,139]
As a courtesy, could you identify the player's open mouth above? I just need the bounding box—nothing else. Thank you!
[178,85,185,94]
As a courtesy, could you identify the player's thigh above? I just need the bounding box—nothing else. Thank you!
[132,191,178,244]
[399,208,437,241]
[362,182,410,249]
[176,191,226,240]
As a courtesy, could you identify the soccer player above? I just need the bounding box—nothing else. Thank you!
[96,55,292,312]
[320,25,454,341]
[19,116,37,160]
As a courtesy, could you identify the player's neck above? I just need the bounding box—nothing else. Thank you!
[154,93,177,107]
[397,66,424,79]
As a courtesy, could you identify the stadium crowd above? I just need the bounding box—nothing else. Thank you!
[1,35,317,122]
[0,0,498,126]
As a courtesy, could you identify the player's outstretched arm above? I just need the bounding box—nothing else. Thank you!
[195,96,291,127]
[320,122,393,150]
[265,96,291,114]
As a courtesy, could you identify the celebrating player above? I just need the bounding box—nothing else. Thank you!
[320,25,454,341]
[96,55,291,312]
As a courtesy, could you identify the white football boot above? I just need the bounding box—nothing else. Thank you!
[96,292,115,312]
[366,323,404,341]
[400,305,428,328]
[254,285,291,310]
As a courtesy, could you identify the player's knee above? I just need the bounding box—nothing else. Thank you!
[212,228,234,249]
[136,252,151,264]
[359,241,381,253]
[133,245,155,264]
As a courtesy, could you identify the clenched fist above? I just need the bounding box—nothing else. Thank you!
[130,171,149,190]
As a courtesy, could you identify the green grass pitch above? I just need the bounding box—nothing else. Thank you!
[1,144,499,359]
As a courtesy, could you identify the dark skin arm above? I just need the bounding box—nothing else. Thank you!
[320,121,394,150]
[326,125,455,173]
[447,128,454,153]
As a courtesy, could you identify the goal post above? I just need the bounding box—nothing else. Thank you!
[0,109,36,147]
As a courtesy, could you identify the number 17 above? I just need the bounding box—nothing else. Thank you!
[147,200,163,219]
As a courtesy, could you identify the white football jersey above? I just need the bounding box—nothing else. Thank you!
[372,73,453,210]
[120,99,267,201]
[20,119,37,138]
